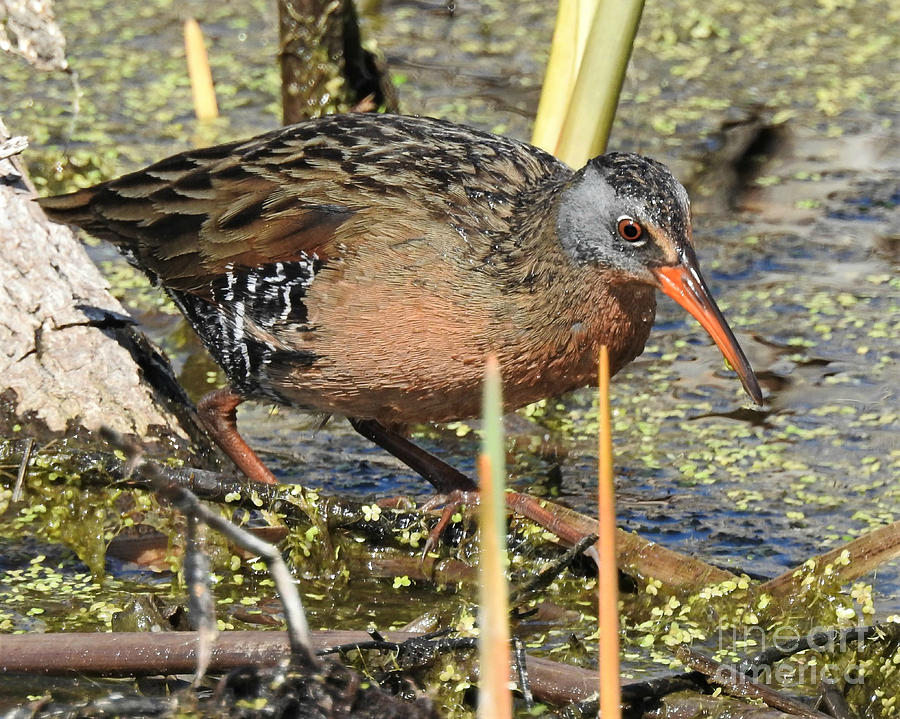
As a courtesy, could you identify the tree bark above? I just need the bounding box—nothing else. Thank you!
[0,118,216,461]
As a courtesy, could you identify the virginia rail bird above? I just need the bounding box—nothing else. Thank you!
[39,112,762,491]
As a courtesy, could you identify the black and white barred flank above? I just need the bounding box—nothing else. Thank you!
[171,254,321,400]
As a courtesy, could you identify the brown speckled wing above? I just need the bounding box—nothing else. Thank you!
[38,139,354,295]
[39,114,569,298]
[37,114,573,404]
[41,114,569,306]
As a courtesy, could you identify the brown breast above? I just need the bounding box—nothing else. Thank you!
[269,234,657,425]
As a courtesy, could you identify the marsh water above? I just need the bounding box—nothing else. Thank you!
[3,0,899,664]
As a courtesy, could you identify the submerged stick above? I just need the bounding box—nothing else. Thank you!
[675,645,832,719]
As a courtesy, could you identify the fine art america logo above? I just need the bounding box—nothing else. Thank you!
[716,624,871,685]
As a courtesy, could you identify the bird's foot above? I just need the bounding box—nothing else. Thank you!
[419,490,481,557]
[420,490,601,565]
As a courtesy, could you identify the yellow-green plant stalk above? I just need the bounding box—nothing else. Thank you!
[556,0,644,165]
[477,354,512,719]
[531,0,598,153]
[533,0,645,167]
[184,18,219,122]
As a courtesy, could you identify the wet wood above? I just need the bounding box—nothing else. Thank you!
[506,492,736,590]
[674,644,832,719]
[0,630,367,676]
[0,629,599,706]
[817,678,859,719]
[0,0,68,71]
[0,120,215,459]
[759,520,900,599]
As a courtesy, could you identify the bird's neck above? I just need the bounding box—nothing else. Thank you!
[502,267,656,400]
[487,178,657,405]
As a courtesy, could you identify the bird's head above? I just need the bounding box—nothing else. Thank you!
[557,152,763,404]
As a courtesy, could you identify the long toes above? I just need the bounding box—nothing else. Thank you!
[420,490,482,558]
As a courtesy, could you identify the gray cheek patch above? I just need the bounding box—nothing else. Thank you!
[556,153,693,270]
[556,165,618,265]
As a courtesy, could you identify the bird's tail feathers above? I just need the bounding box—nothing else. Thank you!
[36,188,99,226]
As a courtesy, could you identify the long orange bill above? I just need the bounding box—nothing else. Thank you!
[653,251,763,405]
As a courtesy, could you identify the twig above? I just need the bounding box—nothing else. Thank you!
[160,475,315,666]
[320,630,476,669]
[100,428,316,667]
[513,637,534,709]
[11,436,34,502]
[739,622,900,676]
[675,644,832,719]
[184,512,216,683]
[509,532,597,604]
[0,135,28,160]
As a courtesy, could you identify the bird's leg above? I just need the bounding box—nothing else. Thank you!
[348,418,477,493]
[349,419,597,560]
[420,489,593,558]
[419,490,481,555]
[197,387,279,485]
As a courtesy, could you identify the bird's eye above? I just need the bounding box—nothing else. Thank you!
[616,216,644,242]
